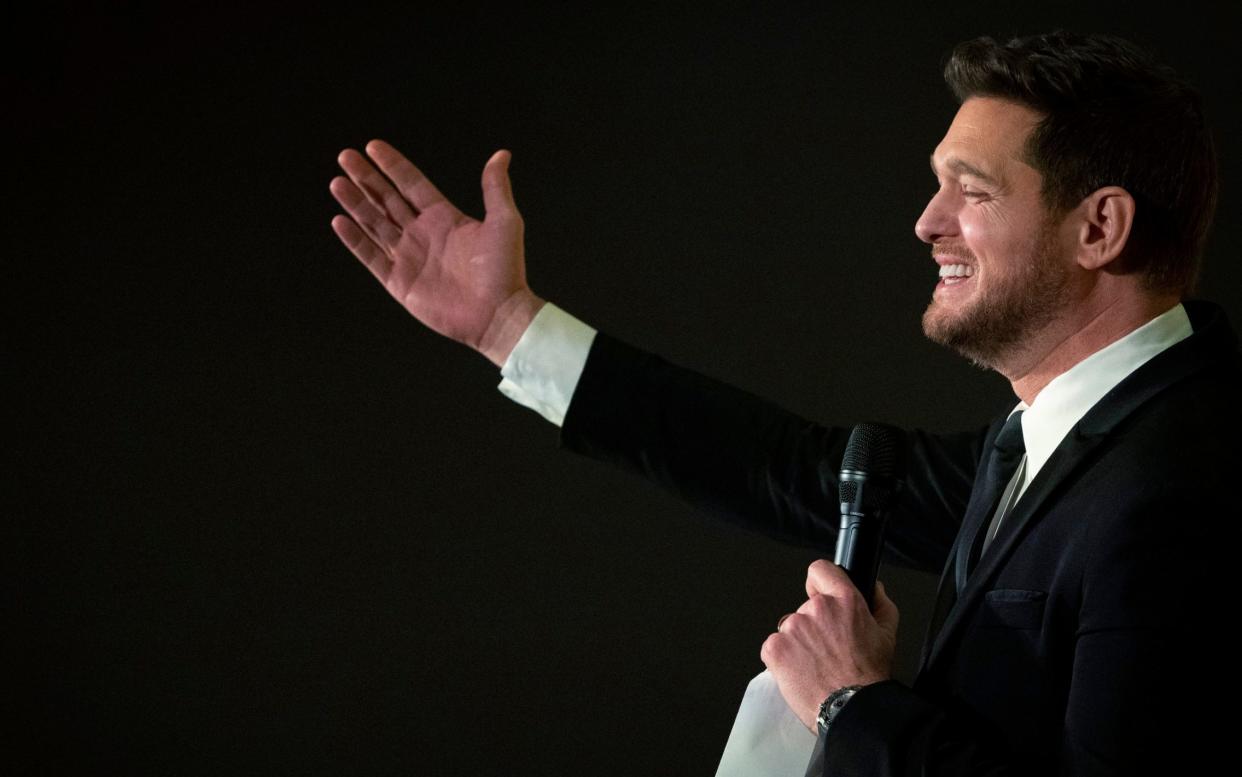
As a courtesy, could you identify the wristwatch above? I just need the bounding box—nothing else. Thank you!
[817,685,864,736]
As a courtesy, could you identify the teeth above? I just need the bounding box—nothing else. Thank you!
[938,264,975,278]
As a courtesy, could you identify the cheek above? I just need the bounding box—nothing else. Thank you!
[960,213,1024,264]
[958,220,994,258]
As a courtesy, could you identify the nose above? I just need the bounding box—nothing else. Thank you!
[915,188,958,245]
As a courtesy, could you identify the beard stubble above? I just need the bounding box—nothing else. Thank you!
[922,222,1072,371]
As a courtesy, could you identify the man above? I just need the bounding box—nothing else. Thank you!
[328,31,1238,776]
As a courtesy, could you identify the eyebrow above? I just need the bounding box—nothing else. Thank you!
[930,154,1002,187]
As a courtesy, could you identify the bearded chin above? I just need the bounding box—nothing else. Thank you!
[922,256,1071,371]
[922,297,1026,370]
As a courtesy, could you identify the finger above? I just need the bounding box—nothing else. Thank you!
[365,139,457,215]
[760,632,782,666]
[330,176,403,250]
[338,148,418,227]
[763,616,801,660]
[331,215,393,284]
[481,149,519,219]
[795,594,830,618]
[805,559,855,600]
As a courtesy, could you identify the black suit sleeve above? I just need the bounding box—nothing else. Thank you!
[559,332,989,575]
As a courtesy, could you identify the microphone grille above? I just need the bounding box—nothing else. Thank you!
[841,423,903,479]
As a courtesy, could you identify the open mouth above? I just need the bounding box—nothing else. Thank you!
[937,263,975,289]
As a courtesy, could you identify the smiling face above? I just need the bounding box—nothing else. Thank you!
[917,97,1077,370]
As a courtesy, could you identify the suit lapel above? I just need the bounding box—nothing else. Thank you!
[917,534,966,677]
[918,428,1108,675]
[953,420,1007,597]
[911,416,1006,676]
[914,300,1235,681]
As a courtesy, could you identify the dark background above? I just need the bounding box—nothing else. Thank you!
[11,3,1241,774]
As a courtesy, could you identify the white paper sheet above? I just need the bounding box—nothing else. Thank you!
[715,669,817,776]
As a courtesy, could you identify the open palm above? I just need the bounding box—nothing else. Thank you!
[330,140,535,361]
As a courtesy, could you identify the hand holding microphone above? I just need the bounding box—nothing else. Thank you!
[760,424,906,732]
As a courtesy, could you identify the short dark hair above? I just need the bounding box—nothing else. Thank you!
[944,31,1218,294]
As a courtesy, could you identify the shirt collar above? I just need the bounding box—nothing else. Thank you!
[1012,303,1193,488]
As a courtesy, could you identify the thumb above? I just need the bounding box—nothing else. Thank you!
[482,149,518,218]
[872,580,900,632]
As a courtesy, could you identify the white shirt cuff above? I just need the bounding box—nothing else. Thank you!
[497,302,597,427]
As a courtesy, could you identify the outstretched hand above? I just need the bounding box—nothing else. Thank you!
[761,560,900,732]
[330,140,545,366]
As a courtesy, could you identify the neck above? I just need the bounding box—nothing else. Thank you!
[1001,289,1181,405]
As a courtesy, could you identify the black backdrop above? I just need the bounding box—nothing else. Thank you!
[12,4,1241,774]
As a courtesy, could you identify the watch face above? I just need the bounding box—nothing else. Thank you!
[819,687,859,732]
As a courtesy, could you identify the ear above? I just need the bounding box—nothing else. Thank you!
[1073,186,1135,271]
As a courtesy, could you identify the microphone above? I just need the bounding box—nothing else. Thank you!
[830,423,905,612]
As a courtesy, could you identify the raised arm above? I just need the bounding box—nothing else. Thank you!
[329,140,544,366]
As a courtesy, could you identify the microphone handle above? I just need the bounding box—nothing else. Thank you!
[834,508,889,612]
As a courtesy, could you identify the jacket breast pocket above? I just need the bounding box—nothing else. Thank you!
[979,588,1047,630]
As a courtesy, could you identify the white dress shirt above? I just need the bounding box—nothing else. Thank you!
[497,302,598,427]
[496,300,1193,775]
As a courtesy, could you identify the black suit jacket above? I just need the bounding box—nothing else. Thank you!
[558,300,1241,776]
